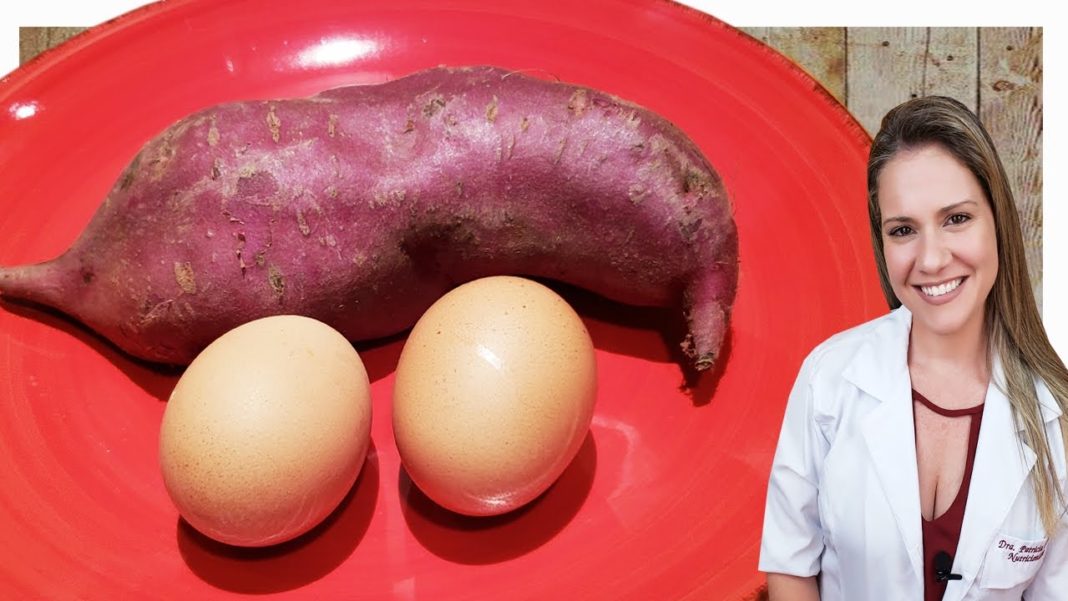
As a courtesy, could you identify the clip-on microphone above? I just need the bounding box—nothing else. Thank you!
[934,551,963,582]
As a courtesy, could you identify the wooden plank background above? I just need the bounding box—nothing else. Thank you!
[19,26,1043,308]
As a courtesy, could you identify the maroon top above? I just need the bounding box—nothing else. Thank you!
[913,389,985,601]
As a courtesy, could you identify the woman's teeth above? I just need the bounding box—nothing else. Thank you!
[920,278,963,297]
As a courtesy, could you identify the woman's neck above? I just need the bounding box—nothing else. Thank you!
[908,316,990,379]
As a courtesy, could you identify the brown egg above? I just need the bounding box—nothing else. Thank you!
[393,276,597,516]
[159,315,372,547]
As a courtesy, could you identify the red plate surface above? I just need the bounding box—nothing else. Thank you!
[0,1,883,599]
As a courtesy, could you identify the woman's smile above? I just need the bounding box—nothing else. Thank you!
[915,276,967,303]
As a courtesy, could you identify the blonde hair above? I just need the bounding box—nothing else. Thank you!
[867,96,1068,533]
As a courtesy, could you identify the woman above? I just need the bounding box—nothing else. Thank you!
[758,95,1068,600]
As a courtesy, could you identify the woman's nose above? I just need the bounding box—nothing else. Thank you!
[917,232,952,273]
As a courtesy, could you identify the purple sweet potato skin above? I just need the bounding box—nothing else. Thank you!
[0,65,737,368]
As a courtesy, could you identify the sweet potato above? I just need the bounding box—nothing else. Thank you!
[0,65,737,370]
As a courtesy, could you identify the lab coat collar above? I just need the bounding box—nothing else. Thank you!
[841,306,912,408]
[843,306,925,582]
[840,305,1062,426]
[840,305,1058,599]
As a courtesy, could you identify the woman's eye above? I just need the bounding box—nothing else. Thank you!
[947,213,971,226]
[888,225,913,237]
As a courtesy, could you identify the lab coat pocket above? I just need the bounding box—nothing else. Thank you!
[977,532,1048,590]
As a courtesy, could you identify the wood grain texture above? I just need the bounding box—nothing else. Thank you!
[18,27,87,66]
[925,28,979,112]
[741,27,846,103]
[979,27,1044,307]
[846,28,928,135]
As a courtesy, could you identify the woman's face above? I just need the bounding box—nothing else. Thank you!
[877,143,998,339]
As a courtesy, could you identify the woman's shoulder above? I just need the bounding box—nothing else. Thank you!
[801,306,908,376]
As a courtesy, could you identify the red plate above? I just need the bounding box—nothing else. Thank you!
[0,1,883,599]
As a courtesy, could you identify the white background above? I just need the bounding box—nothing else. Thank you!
[1,1,1063,356]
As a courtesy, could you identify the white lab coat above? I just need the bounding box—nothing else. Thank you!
[759,306,1068,600]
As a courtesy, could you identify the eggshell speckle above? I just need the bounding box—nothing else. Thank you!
[392,276,597,516]
[159,315,372,547]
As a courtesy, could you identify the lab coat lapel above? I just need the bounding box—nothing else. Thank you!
[844,307,925,583]
[942,361,1039,601]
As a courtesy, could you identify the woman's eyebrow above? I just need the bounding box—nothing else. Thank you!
[882,215,913,226]
[937,199,979,214]
[882,199,979,226]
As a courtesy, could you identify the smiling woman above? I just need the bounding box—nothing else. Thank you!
[760,96,1068,601]
[877,144,1000,342]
